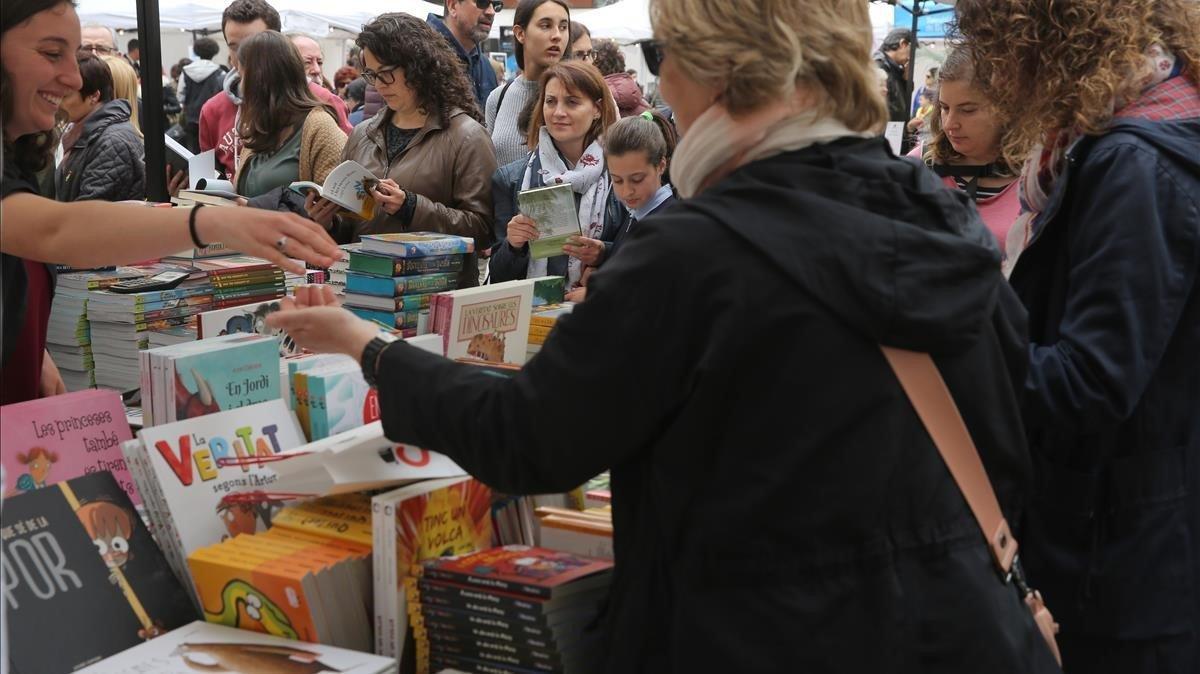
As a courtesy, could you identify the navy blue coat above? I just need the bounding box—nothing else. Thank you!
[427,13,498,112]
[488,157,624,283]
[1010,115,1200,667]
[599,192,676,264]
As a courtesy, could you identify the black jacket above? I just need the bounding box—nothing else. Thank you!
[1010,116,1200,655]
[55,99,145,203]
[489,157,625,283]
[876,52,910,123]
[375,137,1060,672]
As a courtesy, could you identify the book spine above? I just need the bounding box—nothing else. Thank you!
[398,273,457,296]
[209,270,284,287]
[372,499,387,655]
[400,256,466,277]
[415,605,560,646]
[366,238,473,258]
[423,633,563,671]
[139,349,153,427]
[417,577,554,614]
[434,295,453,355]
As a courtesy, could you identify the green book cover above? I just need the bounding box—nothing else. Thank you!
[518,184,581,260]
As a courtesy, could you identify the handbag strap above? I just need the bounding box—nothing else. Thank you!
[880,346,1019,577]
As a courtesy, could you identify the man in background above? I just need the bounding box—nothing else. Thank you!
[290,33,335,92]
[427,0,500,109]
[80,23,118,56]
[126,38,140,70]
[875,28,912,124]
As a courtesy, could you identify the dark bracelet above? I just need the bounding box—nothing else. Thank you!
[188,204,208,248]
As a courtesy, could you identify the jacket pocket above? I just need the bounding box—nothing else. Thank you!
[1089,445,1194,638]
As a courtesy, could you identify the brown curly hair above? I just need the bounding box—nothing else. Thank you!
[356,13,483,126]
[923,46,1025,176]
[955,0,1200,153]
[592,39,625,77]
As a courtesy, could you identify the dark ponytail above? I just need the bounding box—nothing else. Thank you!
[604,109,678,183]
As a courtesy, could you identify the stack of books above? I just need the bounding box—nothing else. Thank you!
[527,303,575,359]
[48,268,146,390]
[343,233,475,334]
[193,255,287,308]
[329,243,356,295]
[121,399,307,602]
[139,332,280,427]
[148,323,197,348]
[87,273,214,392]
[186,494,374,651]
[77,621,396,674]
[408,546,613,674]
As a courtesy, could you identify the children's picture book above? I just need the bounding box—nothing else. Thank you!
[127,400,306,603]
[358,232,475,259]
[196,299,299,356]
[1,389,138,503]
[518,184,581,260]
[289,160,377,220]
[430,280,535,367]
[164,334,281,423]
[373,477,492,658]
[1,472,198,674]
[74,620,397,674]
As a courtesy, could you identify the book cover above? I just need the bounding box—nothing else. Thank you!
[434,281,535,367]
[373,478,492,658]
[1,389,138,504]
[531,276,566,307]
[305,364,375,441]
[517,184,581,260]
[358,232,475,259]
[1,472,198,674]
[74,620,397,674]
[415,546,613,600]
[133,400,306,598]
[167,335,281,422]
[196,299,300,357]
[347,253,464,280]
[289,160,377,220]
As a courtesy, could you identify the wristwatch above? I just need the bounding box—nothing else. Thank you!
[360,331,400,388]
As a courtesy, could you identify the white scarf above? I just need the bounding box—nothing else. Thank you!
[673,97,871,199]
[522,127,610,286]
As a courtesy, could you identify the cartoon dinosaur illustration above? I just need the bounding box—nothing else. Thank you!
[175,368,222,420]
[172,642,345,674]
[466,332,506,362]
[204,580,298,640]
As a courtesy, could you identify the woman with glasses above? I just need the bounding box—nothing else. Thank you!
[231,31,345,203]
[484,0,570,165]
[268,0,1060,669]
[566,21,593,63]
[306,13,497,289]
[55,51,145,203]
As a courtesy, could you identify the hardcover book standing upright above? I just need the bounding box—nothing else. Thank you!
[430,280,536,368]
[0,472,197,674]
[0,389,138,504]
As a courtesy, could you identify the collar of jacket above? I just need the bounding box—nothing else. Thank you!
[72,98,133,150]
[427,13,481,66]
[363,106,462,157]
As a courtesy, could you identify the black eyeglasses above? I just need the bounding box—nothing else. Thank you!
[638,39,664,76]
[361,65,400,86]
[473,0,504,11]
[571,49,596,62]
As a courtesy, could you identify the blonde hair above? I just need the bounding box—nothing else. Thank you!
[649,0,886,132]
[101,55,142,137]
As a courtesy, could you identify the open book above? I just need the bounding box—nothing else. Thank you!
[290,159,377,220]
[518,183,582,259]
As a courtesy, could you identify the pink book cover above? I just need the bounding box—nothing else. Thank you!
[1,389,139,504]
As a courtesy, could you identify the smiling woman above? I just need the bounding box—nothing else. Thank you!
[1,0,340,405]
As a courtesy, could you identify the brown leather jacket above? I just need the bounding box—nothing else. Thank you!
[341,107,497,288]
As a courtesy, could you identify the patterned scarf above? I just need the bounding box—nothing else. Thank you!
[521,126,609,287]
[1003,45,1183,276]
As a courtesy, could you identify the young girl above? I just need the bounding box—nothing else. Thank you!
[489,61,620,288]
[563,110,677,301]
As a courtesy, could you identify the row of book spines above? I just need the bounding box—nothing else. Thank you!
[348,252,466,277]
[91,301,214,323]
[208,269,284,287]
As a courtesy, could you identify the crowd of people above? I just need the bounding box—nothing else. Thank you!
[3,0,1199,672]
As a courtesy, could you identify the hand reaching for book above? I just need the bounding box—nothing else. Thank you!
[563,236,605,266]
[506,214,540,249]
[196,207,341,275]
[266,285,379,361]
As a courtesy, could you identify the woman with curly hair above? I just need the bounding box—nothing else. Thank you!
[918,46,1025,246]
[956,1,1200,671]
[307,13,497,288]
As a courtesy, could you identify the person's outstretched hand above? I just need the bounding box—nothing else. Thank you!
[198,207,342,275]
[266,285,379,360]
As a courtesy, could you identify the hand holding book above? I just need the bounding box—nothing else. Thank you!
[370,178,407,216]
[506,213,541,249]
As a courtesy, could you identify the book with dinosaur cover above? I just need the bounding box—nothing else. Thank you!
[372,477,492,658]
[123,400,306,604]
[358,233,475,259]
[1,389,137,503]
[429,280,535,368]
[1,472,197,674]
[75,620,396,674]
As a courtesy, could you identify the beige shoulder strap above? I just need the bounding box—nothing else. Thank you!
[880,346,1018,575]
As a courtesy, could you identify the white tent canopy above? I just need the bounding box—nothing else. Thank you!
[75,0,439,35]
[578,0,651,42]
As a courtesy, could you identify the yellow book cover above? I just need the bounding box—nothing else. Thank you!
[273,497,373,547]
[262,525,372,556]
[187,543,323,643]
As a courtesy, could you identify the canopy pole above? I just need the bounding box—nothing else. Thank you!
[906,0,920,124]
[136,0,167,202]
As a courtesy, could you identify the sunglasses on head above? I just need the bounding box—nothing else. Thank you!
[472,0,504,11]
[638,39,664,77]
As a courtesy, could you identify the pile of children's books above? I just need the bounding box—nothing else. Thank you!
[193,255,288,309]
[343,233,475,334]
[408,546,613,674]
[47,268,146,391]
